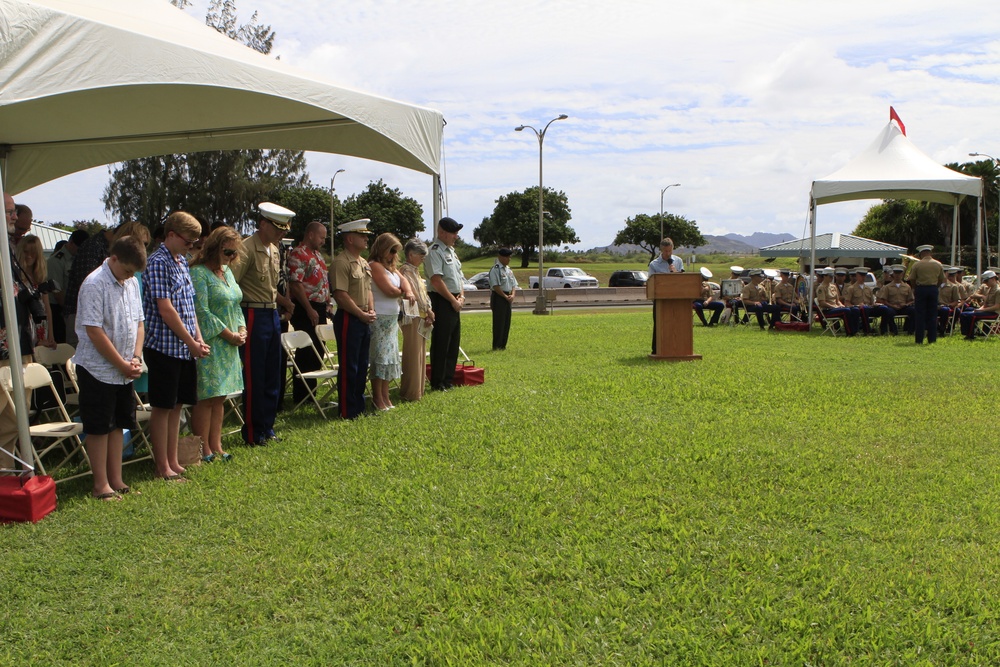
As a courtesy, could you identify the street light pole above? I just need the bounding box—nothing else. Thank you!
[970,153,999,267]
[330,168,345,258]
[516,114,568,315]
[659,183,681,242]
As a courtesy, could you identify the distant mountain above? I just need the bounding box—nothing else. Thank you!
[590,232,796,256]
[723,232,796,248]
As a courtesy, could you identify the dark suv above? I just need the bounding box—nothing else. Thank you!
[608,270,648,287]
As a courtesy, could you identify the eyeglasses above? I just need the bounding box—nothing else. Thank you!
[223,248,237,258]
[173,232,197,248]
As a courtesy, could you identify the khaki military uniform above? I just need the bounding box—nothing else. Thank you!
[841,283,874,306]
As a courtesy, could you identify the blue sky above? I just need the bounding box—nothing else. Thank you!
[19,0,1000,248]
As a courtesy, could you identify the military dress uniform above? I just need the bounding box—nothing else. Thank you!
[692,281,724,326]
[960,275,1000,338]
[739,279,770,329]
[488,256,517,350]
[425,237,464,390]
[937,273,964,335]
[875,276,914,335]
[46,245,74,343]
[841,274,876,334]
[816,280,859,335]
[330,245,373,419]
[769,277,799,326]
[233,226,283,444]
[909,249,946,344]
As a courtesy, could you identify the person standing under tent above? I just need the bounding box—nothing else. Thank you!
[330,219,375,419]
[232,202,293,445]
[909,244,946,344]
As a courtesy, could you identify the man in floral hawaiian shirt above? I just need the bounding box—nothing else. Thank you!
[286,221,330,405]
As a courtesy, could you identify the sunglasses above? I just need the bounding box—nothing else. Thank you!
[223,248,238,258]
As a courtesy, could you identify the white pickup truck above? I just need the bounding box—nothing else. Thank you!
[528,267,600,289]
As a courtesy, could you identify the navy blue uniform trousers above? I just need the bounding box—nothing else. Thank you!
[333,309,370,419]
[913,284,939,343]
[430,292,461,389]
[241,307,281,443]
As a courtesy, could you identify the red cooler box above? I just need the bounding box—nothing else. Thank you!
[425,360,485,387]
[0,475,57,524]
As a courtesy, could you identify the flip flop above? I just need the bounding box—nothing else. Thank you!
[113,486,141,496]
[202,454,216,464]
[155,474,187,483]
[220,452,233,462]
[92,492,121,501]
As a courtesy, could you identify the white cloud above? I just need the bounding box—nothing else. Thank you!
[18,0,1000,249]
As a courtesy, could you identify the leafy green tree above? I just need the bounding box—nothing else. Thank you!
[339,179,424,245]
[852,199,942,250]
[614,213,705,261]
[474,187,577,268]
[102,1,304,235]
[274,183,343,242]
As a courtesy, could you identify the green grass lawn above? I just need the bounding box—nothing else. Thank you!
[4,312,1000,665]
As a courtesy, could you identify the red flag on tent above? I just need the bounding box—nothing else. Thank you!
[889,106,906,136]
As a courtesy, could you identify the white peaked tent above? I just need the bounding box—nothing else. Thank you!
[0,0,446,474]
[806,118,983,322]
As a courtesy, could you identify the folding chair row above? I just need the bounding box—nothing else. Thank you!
[0,363,88,480]
[280,329,338,419]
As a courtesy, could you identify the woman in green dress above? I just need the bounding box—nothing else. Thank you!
[190,226,246,462]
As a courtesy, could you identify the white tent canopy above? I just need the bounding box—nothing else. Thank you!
[811,121,981,206]
[0,0,444,192]
[0,0,445,474]
[804,118,983,325]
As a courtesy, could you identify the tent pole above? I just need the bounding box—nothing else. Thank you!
[432,173,442,226]
[951,202,959,266]
[976,195,983,280]
[807,193,816,326]
[0,158,36,477]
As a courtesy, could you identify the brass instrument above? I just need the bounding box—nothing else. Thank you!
[900,254,920,281]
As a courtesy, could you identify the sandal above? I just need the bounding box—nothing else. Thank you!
[220,452,233,462]
[113,486,141,496]
[201,454,216,464]
[155,474,187,483]
[91,492,121,501]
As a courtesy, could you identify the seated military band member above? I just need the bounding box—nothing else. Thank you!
[815,268,859,336]
[874,265,914,335]
[692,267,724,326]
[937,266,964,336]
[769,268,799,326]
[840,267,877,334]
[725,265,745,324]
[960,270,1000,339]
[739,269,770,329]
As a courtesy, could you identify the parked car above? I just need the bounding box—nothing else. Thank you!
[468,271,491,290]
[608,270,648,287]
[528,267,599,289]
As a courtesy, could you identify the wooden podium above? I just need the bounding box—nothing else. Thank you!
[646,273,702,361]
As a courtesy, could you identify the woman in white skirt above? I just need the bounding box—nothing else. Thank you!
[368,233,414,411]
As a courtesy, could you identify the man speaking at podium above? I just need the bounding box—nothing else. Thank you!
[648,238,684,354]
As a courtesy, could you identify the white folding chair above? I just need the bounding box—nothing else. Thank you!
[0,363,89,480]
[280,330,339,419]
[814,299,844,337]
[222,391,245,436]
[315,322,339,372]
[35,343,78,415]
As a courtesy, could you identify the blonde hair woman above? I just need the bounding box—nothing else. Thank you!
[368,233,414,410]
[189,226,246,462]
[399,239,434,401]
[15,235,55,348]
